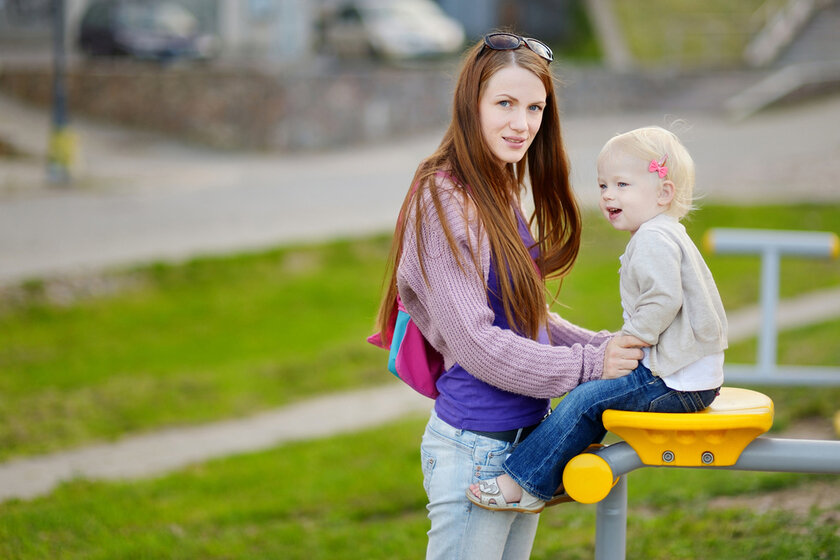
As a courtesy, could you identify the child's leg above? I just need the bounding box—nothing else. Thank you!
[503,365,667,501]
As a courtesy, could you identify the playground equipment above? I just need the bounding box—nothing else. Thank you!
[704,228,840,385]
[561,386,840,560]
[555,228,840,557]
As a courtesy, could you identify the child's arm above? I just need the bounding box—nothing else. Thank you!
[620,230,683,345]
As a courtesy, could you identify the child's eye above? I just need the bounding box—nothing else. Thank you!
[598,183,607,190]
[618,182,629,188]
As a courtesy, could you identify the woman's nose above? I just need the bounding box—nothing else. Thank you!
[510,108,528,131]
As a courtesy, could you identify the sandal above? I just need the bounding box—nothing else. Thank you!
[545,486,573,507]
[465,478,545,514]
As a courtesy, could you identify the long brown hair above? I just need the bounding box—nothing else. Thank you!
[375,38,581,342]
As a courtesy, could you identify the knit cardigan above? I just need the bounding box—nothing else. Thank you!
[619,213,728,377]
[396,177,610,399]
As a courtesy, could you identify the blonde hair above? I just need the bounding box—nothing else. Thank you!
[598,126,695,219]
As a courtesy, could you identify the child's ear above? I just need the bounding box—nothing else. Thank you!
[658,181,675,206]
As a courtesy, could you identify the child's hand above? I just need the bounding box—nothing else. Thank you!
[602,335,648,379]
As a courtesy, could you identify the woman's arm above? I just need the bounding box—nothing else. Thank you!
[546,309,612,348]
[397,184,606,398]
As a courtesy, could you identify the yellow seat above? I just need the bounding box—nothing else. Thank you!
[603,386,774,467]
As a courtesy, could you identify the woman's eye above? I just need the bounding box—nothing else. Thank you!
[499,100,511,107]
[529,104,543,112]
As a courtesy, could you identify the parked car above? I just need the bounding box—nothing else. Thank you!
[77,0,217,61]
[319,0,466,60]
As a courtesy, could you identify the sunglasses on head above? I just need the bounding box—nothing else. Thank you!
[483,32,553,63]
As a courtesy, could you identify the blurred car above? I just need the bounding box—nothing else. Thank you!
[77,0,217,61]
[320,0,466,60]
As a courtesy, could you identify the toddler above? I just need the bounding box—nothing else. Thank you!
[467,126,728,512]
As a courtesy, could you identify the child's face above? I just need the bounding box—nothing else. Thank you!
[597,148,672,234]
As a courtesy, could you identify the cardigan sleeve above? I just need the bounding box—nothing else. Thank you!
[396,180,606,399]
[547,309,613,348]
[620,229,683,345]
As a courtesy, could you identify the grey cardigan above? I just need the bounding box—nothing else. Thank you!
[619,213,728,377]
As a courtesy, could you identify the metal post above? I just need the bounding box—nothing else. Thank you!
[594,475,627,560]
[758,247,780,376]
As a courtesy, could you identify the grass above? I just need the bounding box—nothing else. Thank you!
[0,416,836,559]
[0,204,839,460]
[0,237,393,460]
[611,0,780,68]
[0,202,838,557]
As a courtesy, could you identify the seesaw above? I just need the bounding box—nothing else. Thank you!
[561,387,840,560]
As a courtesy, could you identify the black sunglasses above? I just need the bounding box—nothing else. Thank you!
[483,32,553,63]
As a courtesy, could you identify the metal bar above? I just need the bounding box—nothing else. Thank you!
[723,364,840,385]
[758,248,780,374]
[595,475,628,560]
[588,437,840,559]
[707,228,839,258]
[727,438,840,474]
[594,438,840,478]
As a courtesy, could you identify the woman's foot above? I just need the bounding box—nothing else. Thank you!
[466,475,545,514]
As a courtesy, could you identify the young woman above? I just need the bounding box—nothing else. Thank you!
[372,32,645,560]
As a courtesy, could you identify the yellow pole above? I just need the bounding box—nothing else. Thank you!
[48,0,75,184]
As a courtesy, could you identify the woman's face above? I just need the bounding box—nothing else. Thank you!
[479,65,547,165]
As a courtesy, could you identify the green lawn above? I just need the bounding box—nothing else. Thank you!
[0,203,838,558]
[1,204,839,460]
[612,0,777,68]
[0,416,836,559]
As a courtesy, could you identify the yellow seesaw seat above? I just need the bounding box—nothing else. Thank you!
[604,387,774,467]
[562,387,774,504]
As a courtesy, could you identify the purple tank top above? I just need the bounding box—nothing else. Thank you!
[433,209,551,432]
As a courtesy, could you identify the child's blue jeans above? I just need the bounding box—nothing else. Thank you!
[503,364,718,501]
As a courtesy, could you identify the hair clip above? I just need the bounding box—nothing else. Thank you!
[648,155,668,178]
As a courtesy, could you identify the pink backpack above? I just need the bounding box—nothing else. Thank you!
[367,295,444,399]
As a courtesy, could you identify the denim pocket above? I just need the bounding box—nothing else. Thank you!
[648,389,716,413]
[472,437,511,482]
[420,448,436,496]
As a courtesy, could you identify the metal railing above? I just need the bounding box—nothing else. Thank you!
[705,228,840,385]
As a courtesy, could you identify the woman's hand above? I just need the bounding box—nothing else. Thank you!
[602,335,648,379]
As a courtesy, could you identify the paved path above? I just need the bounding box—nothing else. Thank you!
[1,89,839,503]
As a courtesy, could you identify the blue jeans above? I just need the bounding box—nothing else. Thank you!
[503,364,718,501]
[420,410,540,560]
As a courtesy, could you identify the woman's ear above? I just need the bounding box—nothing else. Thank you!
[658,180,676,207]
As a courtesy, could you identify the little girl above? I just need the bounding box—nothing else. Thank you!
[467,126,728,512]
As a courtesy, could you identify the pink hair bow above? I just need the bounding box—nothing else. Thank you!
[648,156,668,178]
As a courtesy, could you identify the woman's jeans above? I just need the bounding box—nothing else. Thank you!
[421,409,539,560]
[504,364,718,501]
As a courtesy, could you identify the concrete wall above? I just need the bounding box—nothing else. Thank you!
[0,60,711,151]
[0,60,457,150]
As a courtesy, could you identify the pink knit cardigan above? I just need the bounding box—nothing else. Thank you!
[395,176,611,399]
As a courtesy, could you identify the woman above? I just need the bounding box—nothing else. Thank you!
[373,32,644,560]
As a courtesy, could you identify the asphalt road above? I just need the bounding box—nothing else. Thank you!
[2,91,840,285]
